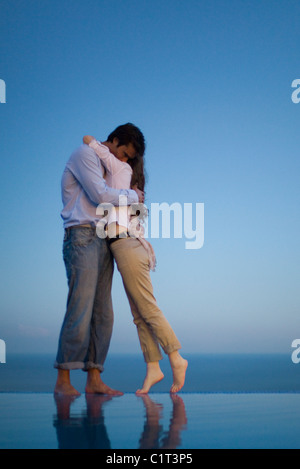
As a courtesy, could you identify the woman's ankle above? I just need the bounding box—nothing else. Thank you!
[168,351,182,365]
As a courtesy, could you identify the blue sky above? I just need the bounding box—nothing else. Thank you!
[0,0,299,356]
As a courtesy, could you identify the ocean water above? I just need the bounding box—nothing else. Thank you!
[1,392,300,449]
[0,354,300,449]
[0,353,299,393]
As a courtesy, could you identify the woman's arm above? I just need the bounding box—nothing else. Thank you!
[67,144,138,206]
[83,135,123,175]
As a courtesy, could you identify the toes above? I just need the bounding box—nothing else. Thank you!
[170,384,182,394]
[136,389,148,395]
[107,389,124,396]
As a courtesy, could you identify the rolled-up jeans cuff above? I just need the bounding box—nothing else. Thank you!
[83,362,104,372]
[54,361,104,372]
[54,361,85,370]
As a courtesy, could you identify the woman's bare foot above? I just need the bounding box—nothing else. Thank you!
[169,352,188,394]
[136,362,164,395]
[85,369,124,396]
[54,369,81,397]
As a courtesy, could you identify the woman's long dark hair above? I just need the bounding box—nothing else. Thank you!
[128,156,147,192]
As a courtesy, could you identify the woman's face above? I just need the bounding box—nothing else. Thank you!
[110,138,136,163]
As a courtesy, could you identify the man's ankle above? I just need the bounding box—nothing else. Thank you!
[87,369,101,381]
[57,369,71,383]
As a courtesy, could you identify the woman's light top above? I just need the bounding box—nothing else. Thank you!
[88,139,133,229]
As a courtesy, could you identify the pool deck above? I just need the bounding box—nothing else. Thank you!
[0,392,300,449]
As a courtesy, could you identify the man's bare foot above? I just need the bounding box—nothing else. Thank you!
[54,382,81,396]
[136,362,164,395]
[85,369,123,396]
[169,352,188,394]
[54,369,81,397]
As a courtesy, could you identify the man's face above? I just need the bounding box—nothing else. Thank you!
[110,138,136,163]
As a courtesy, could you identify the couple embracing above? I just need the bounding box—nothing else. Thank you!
[54,123,188,397]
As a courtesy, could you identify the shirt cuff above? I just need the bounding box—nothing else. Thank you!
[126,189,139,204]
[89,139,100,150]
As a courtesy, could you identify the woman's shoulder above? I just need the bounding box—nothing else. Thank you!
[122,161,133,173]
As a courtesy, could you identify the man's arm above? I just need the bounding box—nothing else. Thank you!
[67,144,138,206]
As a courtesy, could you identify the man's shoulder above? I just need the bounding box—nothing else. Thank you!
[66,144,100,168]
[69,143,96,160]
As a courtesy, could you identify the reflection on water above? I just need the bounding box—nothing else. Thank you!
[139,395,187,449]
[53,394,187,450]
[53,394,112,449]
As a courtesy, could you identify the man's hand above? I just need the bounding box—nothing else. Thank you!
[132,184,145,204]
[83,135,94,145]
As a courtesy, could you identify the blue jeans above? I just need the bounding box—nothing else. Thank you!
[55,227,114,372]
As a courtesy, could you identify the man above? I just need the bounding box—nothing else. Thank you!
[54,123,145,396]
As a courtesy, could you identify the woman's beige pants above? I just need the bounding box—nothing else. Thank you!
[110,238,181,363]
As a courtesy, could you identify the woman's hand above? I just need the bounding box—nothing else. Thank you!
[132,184,145,204]
[83,135,94,145]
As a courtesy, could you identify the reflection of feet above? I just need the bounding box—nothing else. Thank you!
[136,363,164,394]
[170,356,188,394]
[170,394,188,426]
[54,394,80,420]
[138,394,163,421]
[54,382,81,397]
[85,370,123,396]
[85,394,114,418]
[161,394,188,449]
[138,394,164,450]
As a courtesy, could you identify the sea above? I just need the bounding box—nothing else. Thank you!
[0,353,299,393]
[1,354,300,449]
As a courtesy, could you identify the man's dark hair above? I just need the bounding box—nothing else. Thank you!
[107,123,146,158]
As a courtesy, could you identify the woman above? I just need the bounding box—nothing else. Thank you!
[83,133,188,394]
